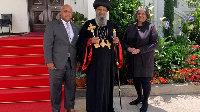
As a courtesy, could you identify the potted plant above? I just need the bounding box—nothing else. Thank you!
[76,62,87,88]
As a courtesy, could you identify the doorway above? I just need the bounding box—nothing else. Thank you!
[28,0,64,31]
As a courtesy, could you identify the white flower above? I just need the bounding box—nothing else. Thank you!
[150,14,153,18]
[160,17,166,21]
[148,6,154,12]
[188,24,194,30]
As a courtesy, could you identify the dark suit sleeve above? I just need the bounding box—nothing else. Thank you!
[43,22,54,64]
[139,24,159,54]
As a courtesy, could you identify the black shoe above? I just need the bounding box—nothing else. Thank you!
[140,110,147,112]
[140,103,148,112]
[129,98,143,105]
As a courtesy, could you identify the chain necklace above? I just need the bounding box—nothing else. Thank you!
[98,26,107,40]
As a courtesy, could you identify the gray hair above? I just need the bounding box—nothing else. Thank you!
[134,6,150,19]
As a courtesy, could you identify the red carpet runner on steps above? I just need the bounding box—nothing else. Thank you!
[0,33,65,112]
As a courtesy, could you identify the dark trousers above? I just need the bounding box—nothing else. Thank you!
[49,60,76,112]
[133,77,152,104]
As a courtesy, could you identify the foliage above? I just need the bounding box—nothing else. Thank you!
[109,0,143,39]
[153,35,200,84]
[149,1,200,84]
[72,11,87,28]
[185,0,200,8]
[76,72,86,79]
[109,0,200,85]
[181,7,200,45]
[163,0,174,38]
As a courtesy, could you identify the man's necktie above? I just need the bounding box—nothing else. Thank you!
[66,22,72,42]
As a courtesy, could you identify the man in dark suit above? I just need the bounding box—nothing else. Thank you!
[43,4,80,112]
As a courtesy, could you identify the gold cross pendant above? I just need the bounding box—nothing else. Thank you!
[106,40,111,49]
[87,23,96,34]
[113,29,116,34]
[100,39,106,48]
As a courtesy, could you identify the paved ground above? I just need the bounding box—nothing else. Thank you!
[74,84,200,112]
[74,94,200,112]
[114,95,200,112]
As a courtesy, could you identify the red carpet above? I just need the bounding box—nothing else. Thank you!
[0,33,68,111]
[0,34,51,110]
[0,101,65,112]
[0,46,44,55]
[0,75,49,88]
[0,87,50,102]
[0,55,45,65]
[0,65,48,77]
[0,36,44,46]
[22,31,44,37]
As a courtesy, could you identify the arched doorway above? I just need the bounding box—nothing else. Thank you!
[28,0,64,31]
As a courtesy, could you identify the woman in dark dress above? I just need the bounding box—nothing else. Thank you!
[123,7,159,112]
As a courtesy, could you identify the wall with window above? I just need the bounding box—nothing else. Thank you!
[142,0,195,37]
[175,0,195,14]
[0,0,96,33]
[0,0,29,33]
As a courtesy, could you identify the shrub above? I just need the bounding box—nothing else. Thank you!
[110,0,143,39]
[72,11,87,28]
[153,36,200,84]
[163,0,174,38]
[181,7,200,45]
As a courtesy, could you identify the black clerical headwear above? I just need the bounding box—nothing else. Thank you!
[93,0,111,10]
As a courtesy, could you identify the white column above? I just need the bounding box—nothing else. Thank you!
[87,0,95,20]
[85,0,109,20]
[153,0,158,27]
[83,0,88,18]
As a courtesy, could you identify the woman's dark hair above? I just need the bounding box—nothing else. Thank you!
[134,6,150,19]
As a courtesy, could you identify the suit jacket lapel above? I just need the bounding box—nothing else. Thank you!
[70,22,78,45]
[58,19,70,43]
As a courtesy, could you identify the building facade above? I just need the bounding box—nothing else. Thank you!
[0,0,195,35]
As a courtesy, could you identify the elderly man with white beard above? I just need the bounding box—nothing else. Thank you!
[77,0,123,112]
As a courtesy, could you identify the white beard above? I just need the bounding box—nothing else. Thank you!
[95,15,107,27]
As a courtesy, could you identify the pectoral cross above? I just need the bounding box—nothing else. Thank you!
[106,40,111,49]
[94,40,100,48]
[87,23,96,36]
[100,39,106,48]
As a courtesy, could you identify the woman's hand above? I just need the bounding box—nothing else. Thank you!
[132,49,140,54]
[127,47,140,54]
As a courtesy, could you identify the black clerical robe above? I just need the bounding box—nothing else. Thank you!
[77,19,123,112]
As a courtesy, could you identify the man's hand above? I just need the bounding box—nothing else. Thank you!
[90,37,100,44]
[47,62,56,70]
[112,37,119,44]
